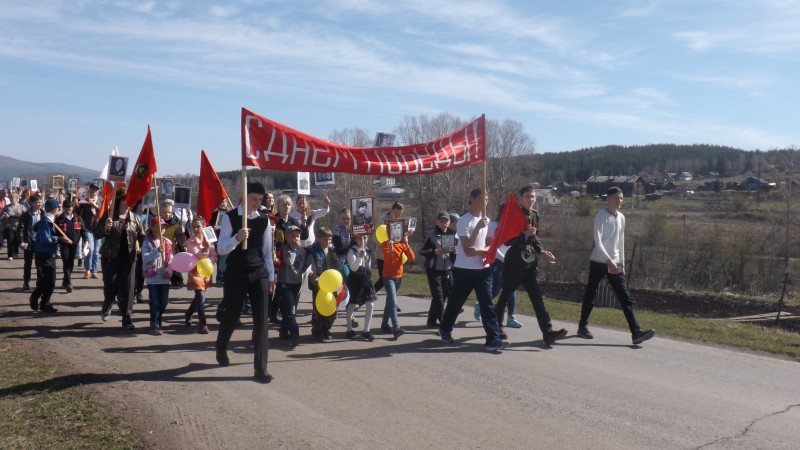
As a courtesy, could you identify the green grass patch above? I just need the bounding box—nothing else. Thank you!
[394,271,800,358]
[0,339,144,450]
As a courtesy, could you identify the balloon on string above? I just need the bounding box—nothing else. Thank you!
[171,252,198,272]
[375,224,388,243]
[318,269,343,293]
[196,258,214,277]
[315,290,336,316]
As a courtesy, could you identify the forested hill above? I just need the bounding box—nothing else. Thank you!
[531,144,793,183]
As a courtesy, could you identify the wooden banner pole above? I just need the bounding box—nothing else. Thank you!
[241,166,248,250]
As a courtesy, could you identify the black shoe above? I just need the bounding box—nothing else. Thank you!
[312,332,324,341]
[425,322,438,328]
[254,371,273,384]
[216,349,230,366]
[393,328,405,339]
[135,292,144,303]
[632,329,655,345]
[322,331,332,340]
[122,318,135,330]
[268,315,280,324]
[351,317,359,328]
[577,327,594,339]
[39,304,58,313]
[396,307,402,313]
[242,307,253,316]
[345,330,356,339]
[361,331,375,341]
[543,328,568,346]
[22,283,30,292]
[29,294,38,311]
[499,330,509,340]
[380,324,392,333]
[65,285,73,293]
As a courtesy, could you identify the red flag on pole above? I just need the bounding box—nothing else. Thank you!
[96,181,114,219]
[125,125,157,207]
[485,192,530,265]
[196,150,229,222]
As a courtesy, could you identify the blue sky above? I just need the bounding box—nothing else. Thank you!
[1,0,798,176]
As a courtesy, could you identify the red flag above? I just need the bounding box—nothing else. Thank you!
[196,150,229,222]
[125,125,157,207]
[485,192,530,265]
[96,181,114,219]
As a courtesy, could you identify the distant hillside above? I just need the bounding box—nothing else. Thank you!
[532,144,796,183]
[0,155,99,184]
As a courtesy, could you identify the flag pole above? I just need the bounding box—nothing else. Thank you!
[241,166,248,250]
[153,176,165,262]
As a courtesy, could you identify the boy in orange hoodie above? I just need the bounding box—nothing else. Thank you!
[380,232,414,338]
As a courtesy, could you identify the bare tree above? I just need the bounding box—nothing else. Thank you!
[486,119,536,198]
[326,127,375,215]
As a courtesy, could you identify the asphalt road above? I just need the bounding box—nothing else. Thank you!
[1,258,798,449]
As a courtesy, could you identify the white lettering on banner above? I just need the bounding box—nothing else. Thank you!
[311,144,332,168]
[386,150,404,175]
[244,115,262,160]
[340,147,359,171]
[399,148,420,174]
[451,136,467,166]
[262,128,290,164]
[360,149,375,173]
[290,136,311,166]
[472,120,481,159]
[433,140,451,170]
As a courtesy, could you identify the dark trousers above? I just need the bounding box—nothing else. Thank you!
[31,255,56,307]
[426,269,450,326]
[101,256,135,320]
[495,263,553,334]
[4,228,20,258]
[441,267,501,344]
[373,259,385,292]
[277,282,301,336]
[267,289,279,318]
[216,265,270,376]
[310,287,337,335]
[60,244,77,287]
[580,261,640,333]
[23,246,35,284]
[134,253,144,295]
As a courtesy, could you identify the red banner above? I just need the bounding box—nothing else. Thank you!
[241,108,485,175]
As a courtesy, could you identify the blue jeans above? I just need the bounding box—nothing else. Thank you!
[441,267,501,344]
[84,233,102,273]
[491,260,516,316]
[148,284,170,328]
[277,282,301,336]
[191,290,206,318]
[382,277,402,330]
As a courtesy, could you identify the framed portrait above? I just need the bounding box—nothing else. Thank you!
[12,177,20,188]
[0,181,7,191]
[160,178,175,199]
[67,178,79,192]
[373,132,396,147]
[388,219,404,242]
[108,156,129,183]
[407,217,417,233]
[29,180,38,192]
[202,226,217,244]
[76,186,89,202]
[92,178,104,190]
[173,186,191,209]
[297,172,310,195]
[314,172,335,186]
[52,175,64,189]
[440,234,456,253]
[350,196,374,237]
[141,188,157,209]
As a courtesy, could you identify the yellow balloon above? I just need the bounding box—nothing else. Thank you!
[318,269,343,292]
[315,290,336,316]
[401,253,408,264]
[196,258,214,277]
[375,224,388,243]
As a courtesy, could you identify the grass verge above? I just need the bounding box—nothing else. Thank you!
[0,338,144,450]
[393,271,800,359]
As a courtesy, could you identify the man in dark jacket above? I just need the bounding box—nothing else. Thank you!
[419,211,458,327]
[30,199,72,312]
[55,199,87,292]
[19,194,44,291]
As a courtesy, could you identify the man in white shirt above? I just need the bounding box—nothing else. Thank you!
[215,182,276,383]
[578,187,655,345]
[439,188,509,352]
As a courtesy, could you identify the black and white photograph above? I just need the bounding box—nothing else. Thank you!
[92,178,104,190]
[29,180,38,192]
[350,196,374,237]
[297,172,310,195]
[160,178,175,199]
[173,186,191,209]
[141,188,156,209]
[77,186,89,202]
[407,217,417,233]
[52,175,64,189]
[202,226,217,244]
[67,178,79,192]
[20,179,28,189]
[388,219,404,242]
[11,177,20,188]
[0,181,7,191]
[314,172,335,186]
[108,155,129,182]
[373,132,396,147]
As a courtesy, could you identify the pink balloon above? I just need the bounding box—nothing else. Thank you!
[170,252,198,273]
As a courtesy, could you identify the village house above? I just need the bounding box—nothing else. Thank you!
[584,175,644,197]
